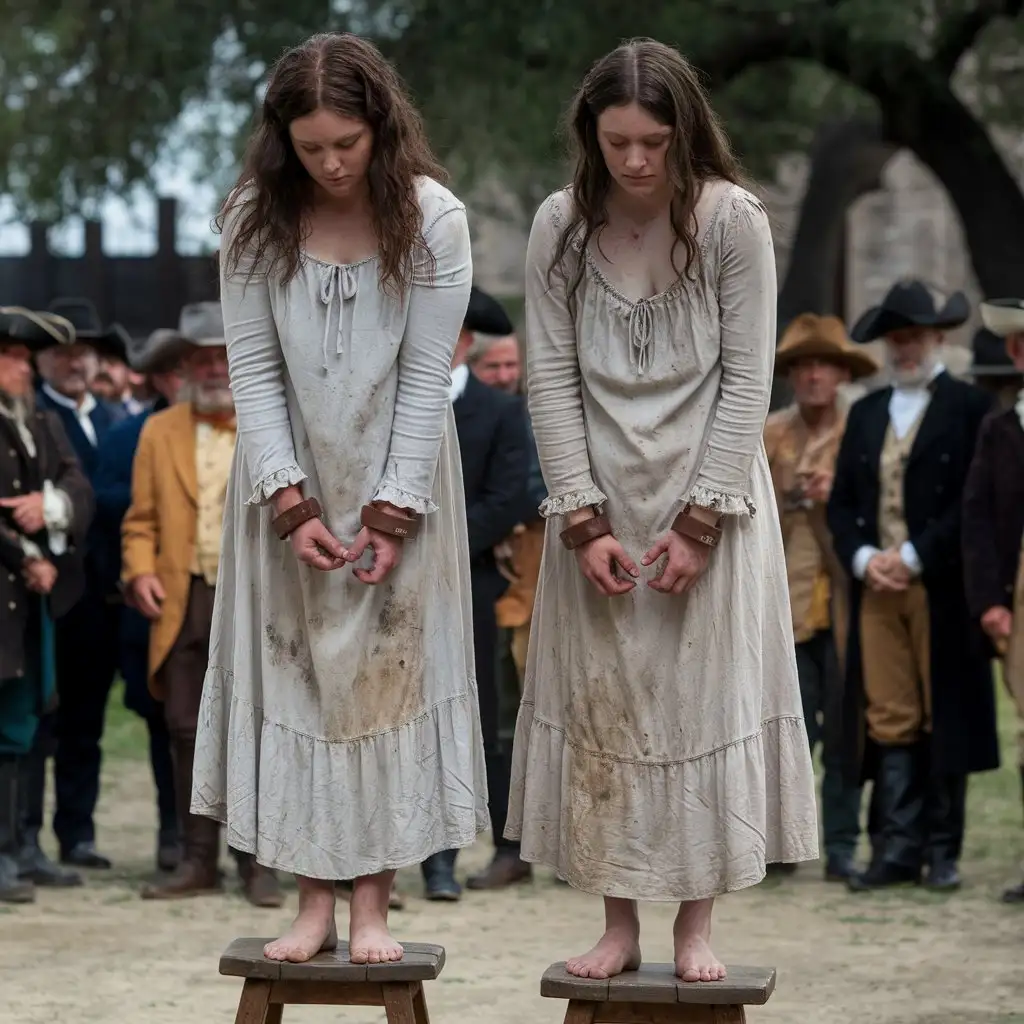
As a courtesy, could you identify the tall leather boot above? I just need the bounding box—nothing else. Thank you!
[231,847,285,908]
[0,757,35,904]
[848,744,925,891]
[924,773,966,891]
[421,849,461,901]
[16,753,81,887]
[140,736,220,899]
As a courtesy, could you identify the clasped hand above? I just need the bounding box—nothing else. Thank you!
[287,505,405,585]
[574,530,710,597]
[865,549,911,593]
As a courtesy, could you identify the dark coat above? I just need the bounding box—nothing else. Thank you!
[826,372,999,780]
[961,407,1024,630]
[452,371,530,746]
[35,387,123,479]
[91,401,168,716]
[0,408,93,680]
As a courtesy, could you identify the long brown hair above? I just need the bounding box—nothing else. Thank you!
[218,32,447,297]
[552,38,742,310]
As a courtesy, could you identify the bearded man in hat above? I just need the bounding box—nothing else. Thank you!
[962,297,1024,903]
[91,325,190,875]
[121,301,283,906]
[827,279,999,892]
[764,314,879,883]
[417,285,530,900]
[0,308,93,902]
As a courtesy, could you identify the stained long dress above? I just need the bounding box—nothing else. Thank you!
[191,177,490,880]
[505,180,820,901]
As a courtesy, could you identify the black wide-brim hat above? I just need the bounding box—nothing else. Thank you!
[970,326,1023,378]
[463,285,514,337]
[850,279,970,344]
[46,297,131,362]
[0,306,76,352]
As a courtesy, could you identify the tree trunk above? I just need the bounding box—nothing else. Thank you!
[777,117,897,327]
[770,118,897,409]
[881,78,1024,298]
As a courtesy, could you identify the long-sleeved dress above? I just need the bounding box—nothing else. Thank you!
[190,176,490,880]
[504,180,820,902]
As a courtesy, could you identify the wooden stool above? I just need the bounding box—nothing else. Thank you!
[541,962,776,1023]
[220,938,443,1024]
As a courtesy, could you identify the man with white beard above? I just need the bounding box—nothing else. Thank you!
[121,302,283,906]
[828,280,999,893]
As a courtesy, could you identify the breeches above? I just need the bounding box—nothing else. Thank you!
[860,583,931,746]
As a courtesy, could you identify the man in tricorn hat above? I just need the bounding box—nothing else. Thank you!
[828,279,999,892]
[962,297,1024,903]
[764,314,879,882]
[417,285,530,900]
[0,308,93,901]
[122,301,283,906]
[91,323,191,874]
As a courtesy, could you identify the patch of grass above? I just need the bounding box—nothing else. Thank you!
[101,680,149,761]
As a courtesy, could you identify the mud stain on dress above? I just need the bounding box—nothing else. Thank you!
[324,586,426,742]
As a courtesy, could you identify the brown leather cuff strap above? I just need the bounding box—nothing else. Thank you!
[272,498,322,540]
[360,504,420,539]
[671,506,723,548]
[560,514,612,551]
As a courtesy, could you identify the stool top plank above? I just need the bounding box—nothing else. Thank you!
[220,938,445,984]
[541,963,776,1006]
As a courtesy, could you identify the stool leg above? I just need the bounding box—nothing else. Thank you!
[265,1005,283,1024]
[411,982,430,1024]
[382,982,418,1024]
[563,1001,597,1024]
[712,1008,745,1023]
[234,980,273,1024]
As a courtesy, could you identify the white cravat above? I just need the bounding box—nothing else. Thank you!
[41,382,98,447]
[450,363,470,402]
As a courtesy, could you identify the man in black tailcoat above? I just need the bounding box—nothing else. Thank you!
[827,279,999,892]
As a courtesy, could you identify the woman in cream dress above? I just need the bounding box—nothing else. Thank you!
[506,39,819,983]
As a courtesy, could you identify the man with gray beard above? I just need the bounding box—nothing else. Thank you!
[828,280,999,893]
[121,302,283,906]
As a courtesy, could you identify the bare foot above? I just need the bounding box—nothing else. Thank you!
[349,870,404,965]
[565,927,642,980]
[673,896,725,983]
[674,931,726,983]
[263,877,337,963]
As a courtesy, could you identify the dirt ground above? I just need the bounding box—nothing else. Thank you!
[4,697,1024,1024]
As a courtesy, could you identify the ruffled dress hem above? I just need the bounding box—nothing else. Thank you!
[191,671,491,881]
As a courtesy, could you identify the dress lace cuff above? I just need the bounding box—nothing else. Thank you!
[246,465,308,507]
[687,485,756,518]
[371,484,439,516]
[538,486,608,519]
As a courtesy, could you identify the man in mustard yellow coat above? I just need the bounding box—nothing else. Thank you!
[122,302,282,906]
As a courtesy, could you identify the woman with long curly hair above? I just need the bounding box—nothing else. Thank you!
[190,32,488,964]
[505,38,818,981]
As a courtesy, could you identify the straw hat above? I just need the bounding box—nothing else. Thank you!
[776,313,880,380]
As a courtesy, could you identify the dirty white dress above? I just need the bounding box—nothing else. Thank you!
[505,181,819,901]
[191,177,489,880]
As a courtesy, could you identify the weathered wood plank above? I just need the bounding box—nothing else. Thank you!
[540,963,775,1007]
[220,940,282,979]
[606,965,678,1004]
[412,982,430,1024]
[220,938,445,982]
[268,981,383,1005]
[592,1003,709,1024]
